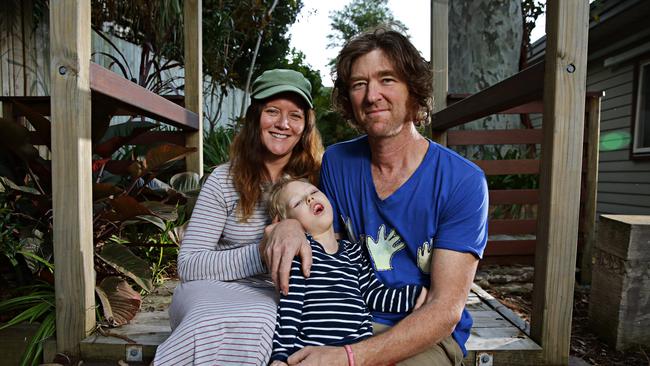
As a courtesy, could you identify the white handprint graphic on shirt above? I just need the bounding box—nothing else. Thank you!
[366,225,405,271]
[417,240,433,273]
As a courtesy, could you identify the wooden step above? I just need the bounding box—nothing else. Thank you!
[76,280,541,365]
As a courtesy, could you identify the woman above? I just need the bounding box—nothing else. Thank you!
[154,69,323,366]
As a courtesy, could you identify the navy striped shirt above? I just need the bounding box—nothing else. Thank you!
[270,236,423,362]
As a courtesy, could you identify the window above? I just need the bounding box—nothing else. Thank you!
[633,60,650,157]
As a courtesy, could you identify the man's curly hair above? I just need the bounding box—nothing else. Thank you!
[332,26,434,128]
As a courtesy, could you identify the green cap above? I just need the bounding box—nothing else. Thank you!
[251,69,313,108]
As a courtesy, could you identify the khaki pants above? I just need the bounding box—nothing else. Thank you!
[373,323,465,366]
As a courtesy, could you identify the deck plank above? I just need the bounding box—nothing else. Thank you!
[79,281,541,364]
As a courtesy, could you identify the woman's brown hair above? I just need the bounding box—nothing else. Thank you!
[229,94,323,221]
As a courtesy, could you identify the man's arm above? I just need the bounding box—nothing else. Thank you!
[288,248,478,366]
[261,219,312,295]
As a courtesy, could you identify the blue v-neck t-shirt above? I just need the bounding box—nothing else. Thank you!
[319,135,489,355]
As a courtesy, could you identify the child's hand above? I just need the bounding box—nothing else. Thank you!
[414,287,428,310]
[269,361,288,366]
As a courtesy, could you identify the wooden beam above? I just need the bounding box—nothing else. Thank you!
[489,189,539,204]
[0,95,187,117]
[430,0,448,145]
[579,96,602,285]
[431,62,545,131]
[485,240,537,257]
[90,63,198,131]
[473,159,540,175]
[49,0,95,357]
[489,219,537,235]
[447,129,543,146]
[184,0,203,176]
[448,94,545,114]
[530,1,589,364]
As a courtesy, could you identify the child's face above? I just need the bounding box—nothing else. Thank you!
[280,180,333,235]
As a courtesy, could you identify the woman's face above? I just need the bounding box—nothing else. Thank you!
[259,94,306,161]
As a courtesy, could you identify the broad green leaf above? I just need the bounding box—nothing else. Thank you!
[121,214,167,232]
[95,276,142,327]
[170,221,188,246]
[0,177,41,195]
[169,172,201,194]
[140,201,178,222]
[97,243,153,292]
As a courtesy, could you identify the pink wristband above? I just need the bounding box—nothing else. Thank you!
[343,345,355,366]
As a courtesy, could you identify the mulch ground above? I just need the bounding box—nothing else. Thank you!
[478,265,650,366]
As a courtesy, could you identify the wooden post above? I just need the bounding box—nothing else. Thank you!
[50,0,95,357]
[580,96,602,284]
[430,0,448,145]
[530,1,589,364]
[184,0,203,177]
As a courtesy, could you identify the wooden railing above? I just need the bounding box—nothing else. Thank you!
[430,62,603,266]
[0,62,200,170]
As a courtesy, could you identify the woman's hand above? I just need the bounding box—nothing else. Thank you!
[261,219,311,295]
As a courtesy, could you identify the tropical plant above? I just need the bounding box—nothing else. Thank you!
[203,126,235,173]
[0,100,199,362]
[0,282,55,366]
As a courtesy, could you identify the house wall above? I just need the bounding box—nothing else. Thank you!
[588,60,650,215]
[531,60,650,216]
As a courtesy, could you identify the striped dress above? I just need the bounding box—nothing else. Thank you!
[154,163,278,366]
[270,236,423,363]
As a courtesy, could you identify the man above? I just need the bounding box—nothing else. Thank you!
[263,27,488,366]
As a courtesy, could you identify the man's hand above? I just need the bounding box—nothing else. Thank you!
[270,360,288,366]
[262,219,312,295]
[287,346,348,366]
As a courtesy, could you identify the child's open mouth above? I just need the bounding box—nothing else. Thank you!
[312,203,324,215]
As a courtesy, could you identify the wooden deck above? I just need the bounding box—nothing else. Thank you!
[75,281,540,365]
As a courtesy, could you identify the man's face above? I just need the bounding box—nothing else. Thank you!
[348,49,412,138]
[281,180,333,236]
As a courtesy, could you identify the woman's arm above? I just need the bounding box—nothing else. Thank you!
[178,168,266,281]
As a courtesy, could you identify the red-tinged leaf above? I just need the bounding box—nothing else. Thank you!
[93,183,123,200]
[94,126,155,158]
[144,144,197,171]
[95,276,142,327]
[12,101,51,149]
[92,158,110,172]
[127,161,145,178]
[104,160,136,175]
[0,117,40,161]
[108,195,152,221]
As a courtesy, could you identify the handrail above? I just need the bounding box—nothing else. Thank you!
[89,62,199,131]
[430,61,545,131]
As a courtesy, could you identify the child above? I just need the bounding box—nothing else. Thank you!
[266,178,427,365]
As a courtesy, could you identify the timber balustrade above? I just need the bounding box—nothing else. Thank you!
[430,61,604,266]
[0,62,200,156]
